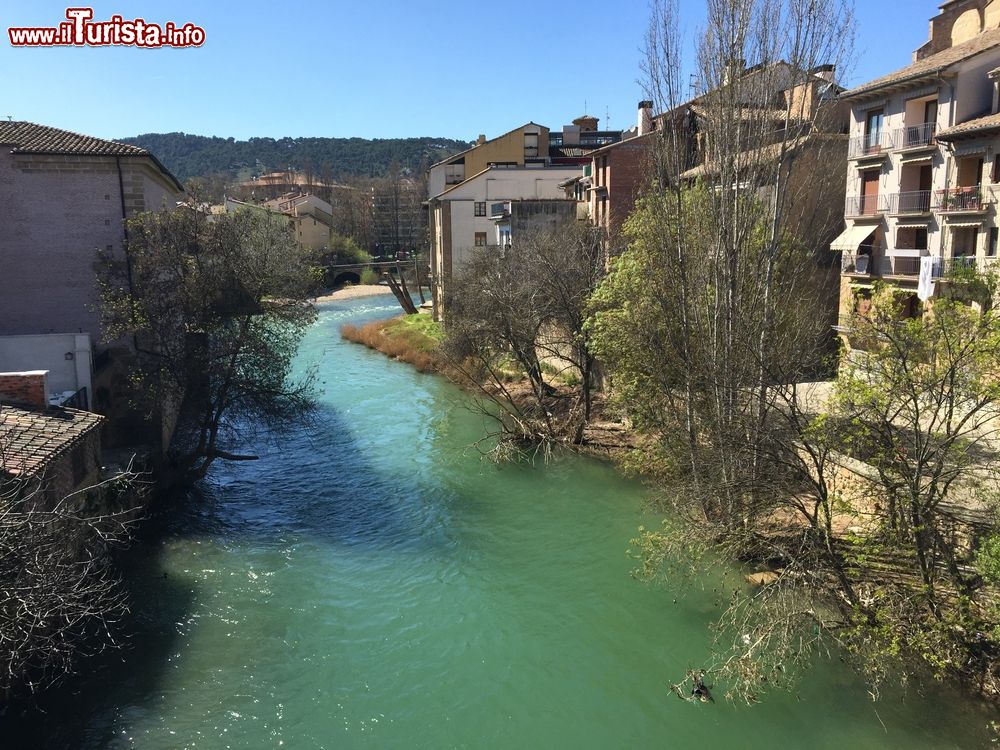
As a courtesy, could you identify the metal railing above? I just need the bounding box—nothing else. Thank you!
[934,186,984,212]
[882,255,921,276]
[848,129,896,158]
[934,255,1000,276]
[887,190,932,214]
[845,194,888,217]
[63,386,89,411]
[894,122,937,149]
[841,251,876,275]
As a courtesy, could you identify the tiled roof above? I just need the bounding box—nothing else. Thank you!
[936,111,1000,139]
[0,403,103,477]
[843,29,1000,99]
[679,133,845,180]
[0,121,149,156]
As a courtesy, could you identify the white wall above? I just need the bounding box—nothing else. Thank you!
[0,333,92,401]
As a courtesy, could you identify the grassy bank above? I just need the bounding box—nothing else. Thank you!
[341,314,444,373]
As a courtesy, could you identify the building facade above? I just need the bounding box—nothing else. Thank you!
[427,118,621,319]
[835,1,1000,332]
[427,166,582,319]
[0,122,183,343]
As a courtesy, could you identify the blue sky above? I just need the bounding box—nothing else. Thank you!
[0,1,938,141]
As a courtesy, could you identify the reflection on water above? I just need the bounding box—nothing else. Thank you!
[4,294,995,749]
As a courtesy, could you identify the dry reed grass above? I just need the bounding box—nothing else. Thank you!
[340,318,439,373]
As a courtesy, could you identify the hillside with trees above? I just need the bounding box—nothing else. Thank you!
[118,132,471,182]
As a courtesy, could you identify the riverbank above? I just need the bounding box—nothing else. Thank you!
[8,294,991,749]
[314,284,395,302]
[339,314,641,457]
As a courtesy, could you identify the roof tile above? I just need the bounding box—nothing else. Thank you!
[843,29,1000,99]
[0,403,104,477]
[0,121,149,156]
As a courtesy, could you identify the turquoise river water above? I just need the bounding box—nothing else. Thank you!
[5,295,998,748]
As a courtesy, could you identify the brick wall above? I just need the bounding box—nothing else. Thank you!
[0,370,48,409]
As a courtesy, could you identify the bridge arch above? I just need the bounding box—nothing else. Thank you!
[332,271,361,287]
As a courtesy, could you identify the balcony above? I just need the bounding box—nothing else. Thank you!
[490,202,510,220]
[880,255,922,277]
[887,190,932,215]
[848,129,896,160]
[893,122,937,151]
[842,250,877,276]
[933,186,985,213]
[845,194,887,217]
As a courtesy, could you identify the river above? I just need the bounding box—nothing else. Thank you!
[6,295,996,748]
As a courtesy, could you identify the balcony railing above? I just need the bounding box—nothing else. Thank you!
[845,194,888,217]
[934,186,984,212]
[62,386,89,411]
[934,255,1000,276]
[894,122,937,150]
[842,251,876,275]
[888,190,932,215]
[882,255,922,276]
[848,129,896,159]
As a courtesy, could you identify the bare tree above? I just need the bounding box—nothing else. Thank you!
[0,434,140,697]
[444,222,607,455]
[589,0,857,701]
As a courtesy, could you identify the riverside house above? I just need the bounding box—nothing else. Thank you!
[426,119,621,320]
[835,0,1000,335]
[0,370,105,506]
[0,122,183,450]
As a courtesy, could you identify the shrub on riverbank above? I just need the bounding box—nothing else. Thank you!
[341,315,443,373]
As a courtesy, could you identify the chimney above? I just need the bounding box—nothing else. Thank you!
[563,125,581,146]
[811,64,836,84]
[477,134,486,145]
[638,100,654,136]
[991,68,1000,115]
[0,370,50,411]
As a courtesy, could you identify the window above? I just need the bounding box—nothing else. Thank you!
[897,226,927,251]
[992,157,1000,184]
[474,202,486,216]
[990,227,998,257]
[952,226,978,257]
[474,232,487,247]
[864,108,884,152]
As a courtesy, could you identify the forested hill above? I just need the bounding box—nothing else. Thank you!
[118,132,472,182]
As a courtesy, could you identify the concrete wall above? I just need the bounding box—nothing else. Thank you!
[0,333,92,399]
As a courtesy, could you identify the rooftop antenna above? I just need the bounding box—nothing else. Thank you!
[689,73,699,98]
[605,105,610,130]
[584,99,588,115]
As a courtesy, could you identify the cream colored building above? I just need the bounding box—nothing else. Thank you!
[226,192,333,252]
[427,166,580,319]
[427,123,551,200]
[836,0,1000,331]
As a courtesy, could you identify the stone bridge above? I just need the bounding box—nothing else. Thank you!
[327,260,415,287]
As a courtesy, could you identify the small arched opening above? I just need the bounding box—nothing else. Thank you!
[332,271,361,287]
